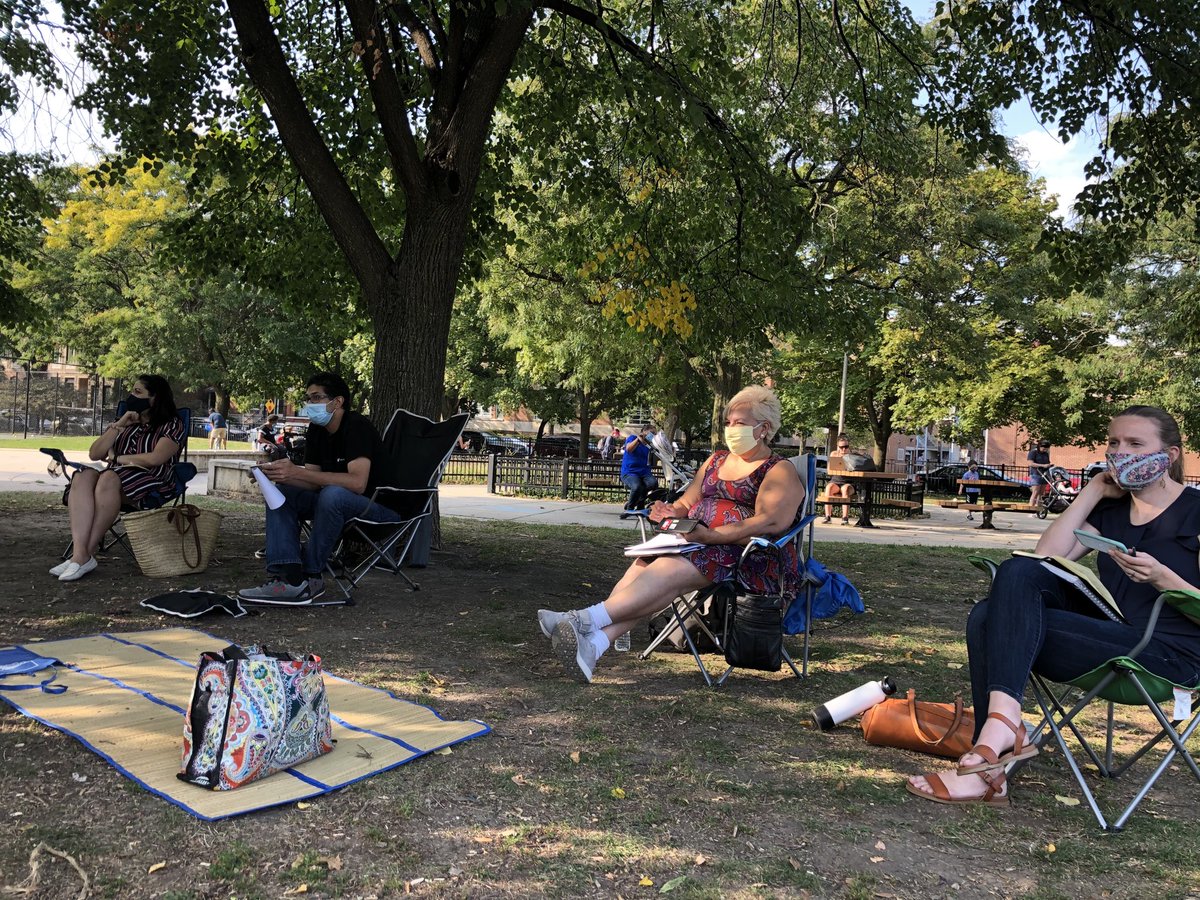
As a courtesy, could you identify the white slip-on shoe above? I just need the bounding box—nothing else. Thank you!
[49,559,73,577]
[59,557,97,582]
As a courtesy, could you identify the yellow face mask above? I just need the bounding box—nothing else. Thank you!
[724,423,761,455]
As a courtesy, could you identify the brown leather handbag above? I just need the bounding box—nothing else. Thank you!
[860,689,976,759]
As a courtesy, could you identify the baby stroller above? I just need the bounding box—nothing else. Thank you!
[1037,465,1078,519]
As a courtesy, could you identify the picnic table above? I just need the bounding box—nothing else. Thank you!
[827,470,912,528]
[954,478,1038,529]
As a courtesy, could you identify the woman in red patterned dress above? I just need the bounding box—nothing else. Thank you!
[52,374,185,582]
[537,385,805,682]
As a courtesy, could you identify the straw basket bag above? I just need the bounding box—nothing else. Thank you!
[123,504,222,577]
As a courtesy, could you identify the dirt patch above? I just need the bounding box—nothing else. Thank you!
[1,493,1198,899]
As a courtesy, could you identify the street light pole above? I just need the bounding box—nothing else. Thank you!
[836,341,848,438]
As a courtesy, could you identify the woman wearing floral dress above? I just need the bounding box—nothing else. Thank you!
[536,385,805,683]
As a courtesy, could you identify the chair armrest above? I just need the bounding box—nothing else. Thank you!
[1164,589,1200,626]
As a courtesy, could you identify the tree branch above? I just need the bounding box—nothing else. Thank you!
[225,0,393,293]
[345,0,428,196]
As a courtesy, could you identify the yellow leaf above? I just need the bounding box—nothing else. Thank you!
[435,746,452,755]
[611,787,626,799]
[639,876,654,886]
[870,856,885,863]
[569,751,581,764]
[1055,795,1081,806]
[296,802,312,809]
[148,861,167,874]
[1045,843,1056,853]
[947,663,964,669]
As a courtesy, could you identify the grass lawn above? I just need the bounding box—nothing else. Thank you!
[0,436,254,451]
[1,492,1198,899]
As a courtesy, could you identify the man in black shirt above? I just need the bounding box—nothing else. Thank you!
[239,372,396,604]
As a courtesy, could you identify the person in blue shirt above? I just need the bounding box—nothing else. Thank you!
[620,424,658,510]
[208,408,228,450]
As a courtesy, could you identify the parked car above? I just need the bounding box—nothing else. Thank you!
[460,429,530,456]
[533,435,600,458]
[1082,461,1107,482]
[918,463,1029,498]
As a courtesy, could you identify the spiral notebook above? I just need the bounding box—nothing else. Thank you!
[1012,551,1124,622]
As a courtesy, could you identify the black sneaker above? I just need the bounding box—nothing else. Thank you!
[238,577,311,605]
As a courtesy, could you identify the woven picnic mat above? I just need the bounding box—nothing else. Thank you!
[0,628,489,820]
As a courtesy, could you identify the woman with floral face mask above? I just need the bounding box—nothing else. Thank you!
[909,405,1200,807]
[536,385,805,683]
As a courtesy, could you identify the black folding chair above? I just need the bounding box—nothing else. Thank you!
[318,408,468,602]
[44,406,196,560]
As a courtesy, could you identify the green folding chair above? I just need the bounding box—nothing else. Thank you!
[968,556,1200,830]
[1028,588,1200,831]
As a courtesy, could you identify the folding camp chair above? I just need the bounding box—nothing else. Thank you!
[45,406,196,561]
[641,453,820,686]
[317,408,468,602]
[968,556,1200,830]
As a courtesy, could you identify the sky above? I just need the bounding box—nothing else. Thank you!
[4,1,1098,219]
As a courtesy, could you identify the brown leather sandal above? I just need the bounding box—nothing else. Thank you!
[956,711,1038,775]
[906,767,1010,807]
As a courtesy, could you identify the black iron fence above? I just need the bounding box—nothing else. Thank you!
[0,359,122,437]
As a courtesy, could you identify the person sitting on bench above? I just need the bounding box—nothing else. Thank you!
[823,434,855,524]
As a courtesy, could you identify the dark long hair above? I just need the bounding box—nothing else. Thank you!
[136,374,178,429]
[1113,405,1185,483]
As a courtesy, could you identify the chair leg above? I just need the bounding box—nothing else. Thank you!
[1032,678,1112,830]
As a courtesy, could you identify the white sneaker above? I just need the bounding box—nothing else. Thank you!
[537,608,594,640]
[49,559,73,577]
[59,557,97,582]
[551,618,598,683]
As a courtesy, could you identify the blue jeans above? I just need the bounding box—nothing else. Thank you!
[966,556,1200,740]
[266,483,404,575]
[621,473,658,510]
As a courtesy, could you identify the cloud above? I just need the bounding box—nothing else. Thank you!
[1012,128,1096,221]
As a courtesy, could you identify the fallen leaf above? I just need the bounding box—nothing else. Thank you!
[787,858,801,870]
[435,747,452,755]
[582,582,592,587]
[1045,843,1056,854]
[511,774,527,786]
[296,802,312,810]
[639,876,654,886]
[611,787,626,800]
[694,854,707,866]
[319,855,343,871]
[569,751,581,764]
[870,856,885,863]
[1055,795,1081,807]
[946,663,963,669]
[148,861,167,874]
[874,840,886,851]
[660,875,687,893]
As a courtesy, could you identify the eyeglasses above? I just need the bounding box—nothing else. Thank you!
[838,444,849,450]
[304,393,330,403]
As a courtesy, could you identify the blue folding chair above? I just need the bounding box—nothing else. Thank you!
[640,453,820,686]
[44,406,196,560]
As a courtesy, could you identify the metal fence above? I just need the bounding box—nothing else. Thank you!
[0,359,122,437]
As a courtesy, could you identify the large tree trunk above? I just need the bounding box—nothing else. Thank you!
[703,360,742,446]
[864,384,897,468]
[367,196,472,424]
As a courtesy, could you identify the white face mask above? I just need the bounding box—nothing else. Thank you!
[724,423,762,455]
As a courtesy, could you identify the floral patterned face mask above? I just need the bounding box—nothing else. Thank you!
[1105,451,1171,491]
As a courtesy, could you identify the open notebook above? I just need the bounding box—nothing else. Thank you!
[1013,551,1124,622]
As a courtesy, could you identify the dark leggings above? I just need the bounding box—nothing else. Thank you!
[966,556,1200,740]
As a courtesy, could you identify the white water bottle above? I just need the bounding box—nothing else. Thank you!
[811,676,897,731]
[614,631,631,652]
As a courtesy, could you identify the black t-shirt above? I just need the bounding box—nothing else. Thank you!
[1087,488,1200,660]
[303,411,386,495]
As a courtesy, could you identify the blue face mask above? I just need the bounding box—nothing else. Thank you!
[301,401,333,426]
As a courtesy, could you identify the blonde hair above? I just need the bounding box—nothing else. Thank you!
[725,385,781,441]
